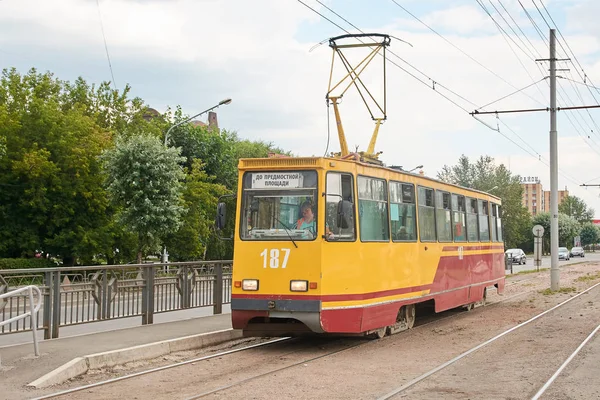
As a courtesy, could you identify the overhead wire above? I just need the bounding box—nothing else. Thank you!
[389,0,545,108]
[302,0,546,161]
[473,0,586,186]
[474,0,547,103]
[527,0,600,151]
[314,0,478,111]
[95,0,117,91]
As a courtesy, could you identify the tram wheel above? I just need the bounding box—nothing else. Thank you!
[463,302,474,311]
[369,327,387,339]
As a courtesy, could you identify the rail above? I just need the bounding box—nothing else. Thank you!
[0,260,233,340]
[0,285,41,356]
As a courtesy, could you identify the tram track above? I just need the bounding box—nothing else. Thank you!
[33,277,542,400]
[376,281,600,400]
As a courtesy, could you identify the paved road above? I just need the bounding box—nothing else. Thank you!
[506,251,599,274]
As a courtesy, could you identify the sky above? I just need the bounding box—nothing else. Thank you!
[2,0,600,216]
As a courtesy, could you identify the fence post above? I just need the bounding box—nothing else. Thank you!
[43,271,52,340]
[182,266,189,308]
[51,271,61,339]
[142,266,155,325]
[213,263,223,315]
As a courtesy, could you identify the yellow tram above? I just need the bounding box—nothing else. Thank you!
[217,33,505,338]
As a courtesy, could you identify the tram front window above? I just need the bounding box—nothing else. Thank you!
[240,171,318,241]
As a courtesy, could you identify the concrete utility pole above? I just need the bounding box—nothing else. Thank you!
[549,29,559,290]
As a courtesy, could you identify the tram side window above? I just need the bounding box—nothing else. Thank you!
[358,176,389,241]
[452,194,467,242]
[326,172,356,241]
[436,191,452,242]
[418,187,436,242]
[497,205,503,242]
[478,199,490,241]
[390,182,417,241]
[491,203,498,242]
[466,198,479,242]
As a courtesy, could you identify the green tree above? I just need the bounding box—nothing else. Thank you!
[579,223,598,247]
[558,195,594,224]
[164,160,228,261]
[0,68,114,263]
[101,134,186,263]
[532,212,581,252]
[437,155,531,249]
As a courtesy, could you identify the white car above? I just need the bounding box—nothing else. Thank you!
[558,247,570,261]
[506,249,526,265]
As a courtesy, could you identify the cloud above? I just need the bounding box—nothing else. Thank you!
[1,0,600,215]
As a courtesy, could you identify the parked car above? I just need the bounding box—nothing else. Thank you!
[505,248,527,265]
[570,247,585,257]
[558,247,570,261]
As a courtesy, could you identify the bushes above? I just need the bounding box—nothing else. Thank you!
[0,258,58,270]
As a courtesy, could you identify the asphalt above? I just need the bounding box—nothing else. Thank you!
[0,313,233,400]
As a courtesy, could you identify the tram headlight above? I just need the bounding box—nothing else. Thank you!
[242,279,259,291]
[290,280,308,292]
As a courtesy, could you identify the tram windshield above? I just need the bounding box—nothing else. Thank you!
[240,171,318,241]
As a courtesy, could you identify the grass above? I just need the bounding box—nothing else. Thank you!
[576,272,600,282]
[539,287,577,295]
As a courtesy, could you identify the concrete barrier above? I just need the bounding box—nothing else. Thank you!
[27,328,243,388]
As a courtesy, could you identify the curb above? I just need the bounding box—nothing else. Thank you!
[27,328,243,389]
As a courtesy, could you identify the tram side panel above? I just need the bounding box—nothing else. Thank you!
[319,241,440,334]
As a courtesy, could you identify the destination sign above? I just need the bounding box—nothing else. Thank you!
[252,172,302,189]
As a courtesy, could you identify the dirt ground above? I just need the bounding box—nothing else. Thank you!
[49,261,600,400]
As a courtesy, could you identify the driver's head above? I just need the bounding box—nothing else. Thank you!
[300,201,313,217]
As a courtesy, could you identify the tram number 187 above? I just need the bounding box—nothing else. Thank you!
[260,248,291,269]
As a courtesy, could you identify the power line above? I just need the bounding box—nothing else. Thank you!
[389,0,546,108]
[477,78,547,110]
[303,0,548,161]
[306,0,476,113]
[96,0,117,91]
[559,76,600,92]
[498,0,542,58]
[475,0,547,103]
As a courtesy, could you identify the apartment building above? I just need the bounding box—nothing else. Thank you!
[520,176,568,216]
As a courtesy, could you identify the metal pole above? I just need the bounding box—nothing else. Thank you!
[213,263,223,315]
[549,29,560,290]
[28,287,39,357]
[43,271,52,340]
[52,271,60,338]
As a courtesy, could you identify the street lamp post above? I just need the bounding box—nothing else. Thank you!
[408,165,423,173]
[161,98,231,266]
[163,98,232,146]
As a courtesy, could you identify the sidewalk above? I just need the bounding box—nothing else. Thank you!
[0,313,233,400]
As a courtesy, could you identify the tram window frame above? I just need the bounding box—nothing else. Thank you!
[389,181,417,242]
[357,175,390,242]
[435,190,452,242]
[451,193,467,243]
[418,186,436,242]
[478,199,490,242]
[466,197,479,242]
[491,203,498,242]
[496,205,503,242]
[325,172,357,242]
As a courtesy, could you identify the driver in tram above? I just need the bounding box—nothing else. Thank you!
[296,201,316,237]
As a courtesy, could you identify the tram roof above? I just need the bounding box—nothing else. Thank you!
[238,156,502,202]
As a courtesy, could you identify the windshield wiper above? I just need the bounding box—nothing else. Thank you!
[273,217,298,248]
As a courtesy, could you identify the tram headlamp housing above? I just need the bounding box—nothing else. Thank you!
[290,280,308,292]
[242,279,259,291]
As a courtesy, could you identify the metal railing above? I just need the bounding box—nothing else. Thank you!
[0,285,41,355]
[0,261,232,340]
